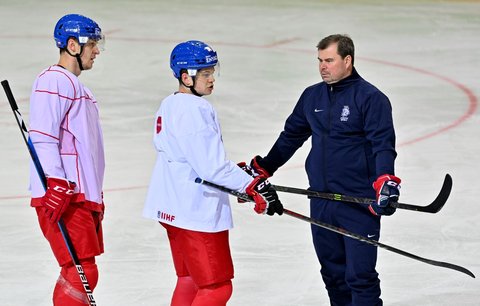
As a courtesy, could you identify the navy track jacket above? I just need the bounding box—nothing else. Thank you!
[261,68,397,198]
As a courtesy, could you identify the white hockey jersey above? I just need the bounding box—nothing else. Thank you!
[29,65,105,212]
[143,93,253,232]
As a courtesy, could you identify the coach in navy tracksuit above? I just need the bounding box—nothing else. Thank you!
[250,34,401,305]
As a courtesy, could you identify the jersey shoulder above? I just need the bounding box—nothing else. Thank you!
[160,93,216,135]
[34,66,80,100]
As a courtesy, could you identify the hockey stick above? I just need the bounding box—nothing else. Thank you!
[2,80,97,305]
[272,174,452,214]
[195,178,475,278]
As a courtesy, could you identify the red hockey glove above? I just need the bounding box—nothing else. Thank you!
[250,155,272,178]
[245,176,283,216]
[41,177,76,223]
[369,174,401,216]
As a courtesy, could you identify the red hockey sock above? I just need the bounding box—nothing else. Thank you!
[53,258,98,306]
[191,280,233,306]
[171,276,198,306]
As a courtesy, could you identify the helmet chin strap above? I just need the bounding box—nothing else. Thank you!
[189,85,202,97]
[180,76,203,97]
[66,46,85,71]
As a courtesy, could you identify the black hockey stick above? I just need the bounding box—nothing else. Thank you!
[272,174,452,214]
[195,178,474,278]
[2,80,97,305]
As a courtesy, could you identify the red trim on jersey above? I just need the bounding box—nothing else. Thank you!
[73,140,82,193]
[34,89,79,101]
[29,129,60,140]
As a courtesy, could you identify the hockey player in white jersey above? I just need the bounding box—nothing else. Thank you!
[29,14,105,305]
[143,40,283,306]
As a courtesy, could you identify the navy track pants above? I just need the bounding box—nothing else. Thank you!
[310,198,383,306]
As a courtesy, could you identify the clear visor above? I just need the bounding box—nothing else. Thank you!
[188,63,220,79]
[80,34,106,51]
[96,34,106,51]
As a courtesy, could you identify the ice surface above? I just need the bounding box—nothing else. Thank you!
[1,0,479,305]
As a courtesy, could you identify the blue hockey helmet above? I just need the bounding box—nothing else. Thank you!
[170,40,218,79]
[54,14,103,49]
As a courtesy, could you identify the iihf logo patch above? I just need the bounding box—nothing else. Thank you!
[340,106,350,122]
[156,116,162,133]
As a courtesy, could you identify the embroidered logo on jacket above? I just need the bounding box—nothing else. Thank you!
[340,106,350,122]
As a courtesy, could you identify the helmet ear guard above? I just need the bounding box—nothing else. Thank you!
[187,69,199,77]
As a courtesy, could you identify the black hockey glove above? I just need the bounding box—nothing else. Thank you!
[245,176,283,216]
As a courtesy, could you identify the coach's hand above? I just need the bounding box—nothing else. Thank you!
[250,155,272,178]
[370,174,401,216]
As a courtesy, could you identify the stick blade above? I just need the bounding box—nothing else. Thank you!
[395,173,452,213]
[422,173,452,213]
